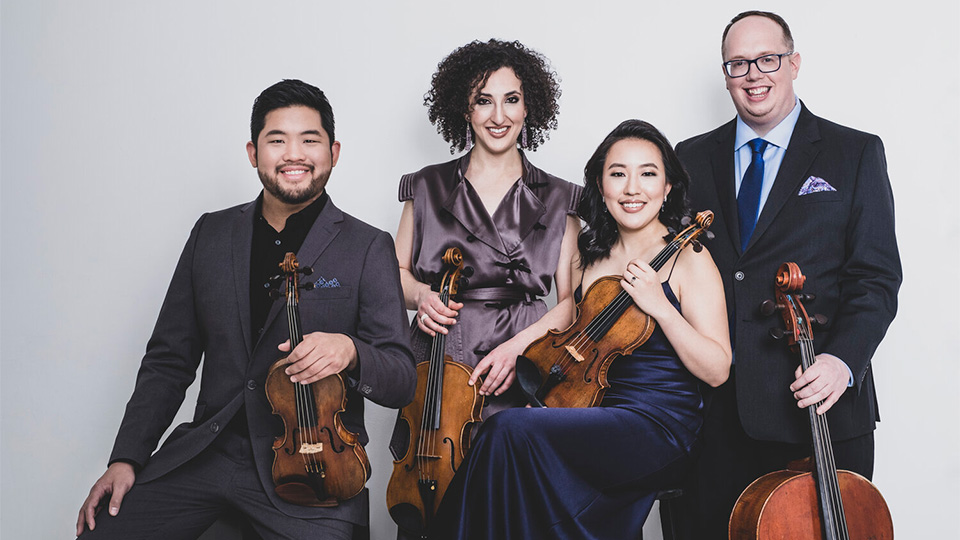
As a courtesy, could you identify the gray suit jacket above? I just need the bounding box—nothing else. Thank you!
[108,194,416,522]
[677,103,901,444]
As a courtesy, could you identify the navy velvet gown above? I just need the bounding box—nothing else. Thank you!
[429,282,703,539]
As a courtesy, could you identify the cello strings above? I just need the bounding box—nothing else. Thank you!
[796,303,847,539]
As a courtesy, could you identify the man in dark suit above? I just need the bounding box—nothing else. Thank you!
[76,80,416,539]
[675,11,901,538]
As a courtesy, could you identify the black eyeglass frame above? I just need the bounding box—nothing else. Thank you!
[722,52,795,78]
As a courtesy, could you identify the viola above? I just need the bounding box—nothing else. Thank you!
[728,262,893,539]
[386,247,484,538]
[264,253,370,507]
[515,210,714,409]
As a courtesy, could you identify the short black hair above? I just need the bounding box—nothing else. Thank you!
[424,39,561,153]
[250,79,335,148]
[577,120,691,269]
[722,11,795,58]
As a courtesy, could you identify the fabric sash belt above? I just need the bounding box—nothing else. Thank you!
[457,287,537,304]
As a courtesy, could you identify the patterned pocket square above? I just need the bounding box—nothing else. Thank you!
[798,176,837,196]
[314,276,341,288]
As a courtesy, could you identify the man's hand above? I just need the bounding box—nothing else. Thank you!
[76,461,135,535]
[279,332,358,384]
[790,353,850,415]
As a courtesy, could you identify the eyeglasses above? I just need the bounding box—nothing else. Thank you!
[722,52,794,78]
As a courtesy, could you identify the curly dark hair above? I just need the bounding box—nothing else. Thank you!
[577,120,691,269]
[424,39,561,153]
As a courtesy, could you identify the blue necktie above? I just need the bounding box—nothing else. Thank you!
[737,138,768,250]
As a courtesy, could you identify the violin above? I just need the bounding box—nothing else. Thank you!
[515,210,714,409]
[264,253,370,507]
[728,262,893,539]
[386,247,484,538]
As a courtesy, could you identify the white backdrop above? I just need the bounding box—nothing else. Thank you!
[2,1,958,538]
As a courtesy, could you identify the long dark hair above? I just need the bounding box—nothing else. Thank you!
[577,120,690,268]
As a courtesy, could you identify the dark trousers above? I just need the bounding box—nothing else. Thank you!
[77,431,354,540]
[678,375,874,540]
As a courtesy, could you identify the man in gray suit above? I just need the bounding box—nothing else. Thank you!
[76,80,416,539]
[675,11,901,539]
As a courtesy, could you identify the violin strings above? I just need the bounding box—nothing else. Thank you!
[287,279,316,477]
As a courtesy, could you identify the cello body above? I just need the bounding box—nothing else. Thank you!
[729,262,893,539]
[730,464,893,539]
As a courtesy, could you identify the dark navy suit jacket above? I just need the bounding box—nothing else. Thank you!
[677,103,901,444]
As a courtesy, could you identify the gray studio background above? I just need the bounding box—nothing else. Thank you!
[2,1,958,538]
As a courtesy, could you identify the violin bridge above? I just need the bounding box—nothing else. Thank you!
[299,442,323,454]
[564,345,585,363]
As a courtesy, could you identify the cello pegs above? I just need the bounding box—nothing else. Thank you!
[812,314,828,326]
[759,299,781,317]
[769,327,787,340]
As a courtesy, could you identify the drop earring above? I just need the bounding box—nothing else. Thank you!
[521,123,528,148]
[465,125,473,150]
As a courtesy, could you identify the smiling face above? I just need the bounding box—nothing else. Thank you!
[246,105,340,208]
[467,66,527,156]
[722,15,801,136]
[601,138,672,234]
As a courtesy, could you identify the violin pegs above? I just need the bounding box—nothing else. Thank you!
[268,289,282,300]
[680,215,692,226]
[812,314,828,326]
[798,293,816,302]
[299,266,313,276]
[461,266,475,278]
[769,327,787,340]
[759,299,780,317]
[705,230,715,240]
[691,240,703,253]
[301,282,315,290]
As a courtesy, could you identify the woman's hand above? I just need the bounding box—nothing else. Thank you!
[468,339,526,396]
[621,258,671,319]
[416,289,463,337]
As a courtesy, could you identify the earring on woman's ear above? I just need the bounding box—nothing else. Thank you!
[465,125,474,150]
[521,123,528,148]
[660,196,668,213]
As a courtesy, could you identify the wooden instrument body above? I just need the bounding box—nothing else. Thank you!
[264,252,370,507]
[265,364,370,507]
[730,468,893,540]
[386,358,482,533]
[729,262,893,539]
[519,275,655,409]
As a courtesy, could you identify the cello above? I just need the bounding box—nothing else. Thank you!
[728,262,893,539]
[264,253,370,507]
[515,210,714,409]
[386,247,484,538]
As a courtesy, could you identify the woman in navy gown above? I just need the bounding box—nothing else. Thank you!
[429,120,732,539]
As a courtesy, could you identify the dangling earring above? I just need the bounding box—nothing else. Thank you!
[660,196,668,213]
[521,123,528,149]
[465,124,473,150]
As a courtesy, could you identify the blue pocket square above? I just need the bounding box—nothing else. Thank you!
[798,176,837,196]
[314,276,341,288]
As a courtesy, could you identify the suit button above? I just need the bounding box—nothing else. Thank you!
[210,422,220,433]
[246,379,257,391]
[734,271,745,281]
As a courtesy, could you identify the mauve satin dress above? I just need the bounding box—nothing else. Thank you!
[396,151,582,417]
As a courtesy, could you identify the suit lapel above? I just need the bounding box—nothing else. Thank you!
[233,200,257,359]
[495,153,547,254]
[745,105,821,252]
[709,121,741,254]
[257,196,344,347]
